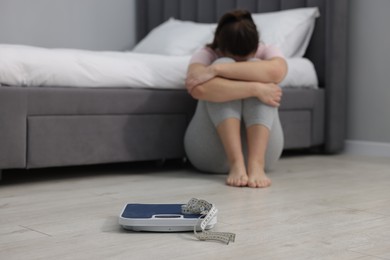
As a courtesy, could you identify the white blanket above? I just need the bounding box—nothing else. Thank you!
[0,44,318,89]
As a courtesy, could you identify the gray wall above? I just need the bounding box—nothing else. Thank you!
[0,0,136,51]
[347,0,390,143]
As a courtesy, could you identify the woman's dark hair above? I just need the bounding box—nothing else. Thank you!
[207,9,259,57]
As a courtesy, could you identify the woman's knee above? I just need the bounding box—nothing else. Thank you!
[214,57,259,64]
[206,100,242,127]
[213,57,236,64]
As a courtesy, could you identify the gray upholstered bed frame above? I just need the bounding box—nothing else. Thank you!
[0,0,348,176]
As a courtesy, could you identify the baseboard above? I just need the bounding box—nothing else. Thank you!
[344,140,390,157]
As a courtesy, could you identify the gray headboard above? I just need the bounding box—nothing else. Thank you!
[136,0,349,152]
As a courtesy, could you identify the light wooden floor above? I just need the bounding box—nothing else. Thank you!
[1,154,390,260]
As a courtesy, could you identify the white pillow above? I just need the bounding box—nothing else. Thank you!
[280,58,318,88]
[134,8,319,57]
[133,18,215,56]
[252,7,320,58]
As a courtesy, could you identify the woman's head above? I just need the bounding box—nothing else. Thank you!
[208,10,259,59]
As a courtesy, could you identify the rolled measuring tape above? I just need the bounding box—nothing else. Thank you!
[181,198,235,244]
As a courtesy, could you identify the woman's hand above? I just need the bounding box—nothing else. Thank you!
[185,65,216,92]
[256,83,283,107]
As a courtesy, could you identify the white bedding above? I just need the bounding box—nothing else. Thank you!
[0,44,318,89]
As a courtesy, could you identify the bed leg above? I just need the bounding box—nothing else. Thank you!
[0,170,2,181]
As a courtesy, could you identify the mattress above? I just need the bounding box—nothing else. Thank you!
[0,44,318,90]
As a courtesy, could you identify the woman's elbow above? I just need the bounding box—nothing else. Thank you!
[272,67,286,83]
[189,85,205,100]
[272,59,288,83]
[189,85,220,102]
[185,79,202,100]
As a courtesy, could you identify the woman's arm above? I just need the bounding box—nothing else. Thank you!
[186,63,283,106]
[190,75,282,106]
[185,57,287,92]
[212,57,287,84]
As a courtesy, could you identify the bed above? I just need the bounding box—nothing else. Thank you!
[0,0,348,176]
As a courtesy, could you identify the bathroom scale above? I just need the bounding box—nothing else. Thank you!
[119,203,217,232]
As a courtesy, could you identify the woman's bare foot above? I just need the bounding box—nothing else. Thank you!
[247,162,271,188]
[226,162,248,187]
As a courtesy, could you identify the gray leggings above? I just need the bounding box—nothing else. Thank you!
[184,58,284,173]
